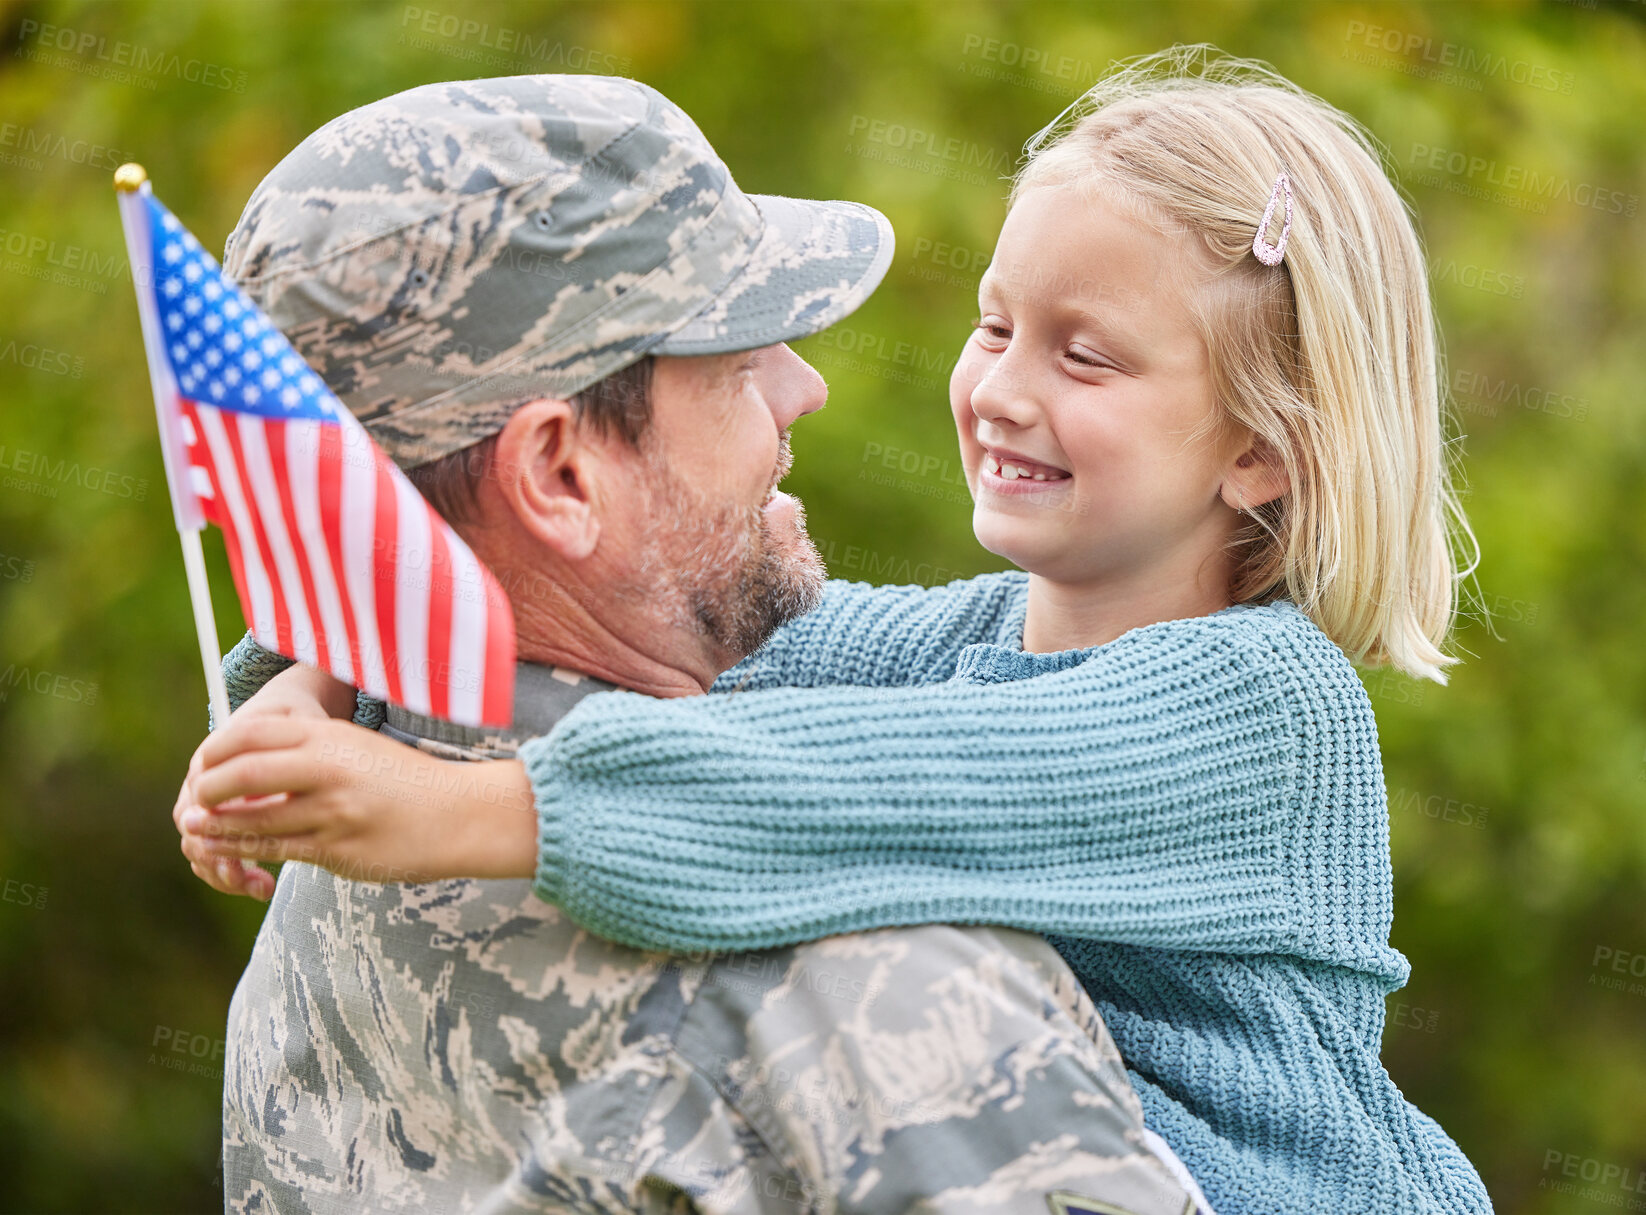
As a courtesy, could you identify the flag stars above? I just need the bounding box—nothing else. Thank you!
[150,198,335,426]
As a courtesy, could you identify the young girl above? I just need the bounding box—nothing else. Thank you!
[186,49,1491,1215]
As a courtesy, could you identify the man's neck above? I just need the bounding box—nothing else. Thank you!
[500,567,727,700]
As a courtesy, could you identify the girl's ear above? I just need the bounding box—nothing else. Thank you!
[490,399,602,562]
[1221,437,1290,513]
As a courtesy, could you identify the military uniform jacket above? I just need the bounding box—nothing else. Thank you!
[222,660,1194,1215]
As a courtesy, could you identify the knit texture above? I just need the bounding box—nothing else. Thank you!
[214,639,384,731]
[218,572,1493,1213]
[511,572,1493,1215]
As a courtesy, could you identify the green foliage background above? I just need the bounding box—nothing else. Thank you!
[0,1,1641,1210]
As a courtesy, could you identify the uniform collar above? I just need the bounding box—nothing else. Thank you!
[381,661,625,758]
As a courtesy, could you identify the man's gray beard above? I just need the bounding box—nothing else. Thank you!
[630,458,826,660]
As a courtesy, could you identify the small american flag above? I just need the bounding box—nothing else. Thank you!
[128,187,515,728]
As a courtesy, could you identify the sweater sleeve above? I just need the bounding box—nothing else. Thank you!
[213,631,386,731]
[708,571,1026,693]
[521,610,1302,956]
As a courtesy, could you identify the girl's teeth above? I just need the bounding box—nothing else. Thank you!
[982,452,1069,482]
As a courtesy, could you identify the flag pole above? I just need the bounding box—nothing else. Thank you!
[115,163,232,730]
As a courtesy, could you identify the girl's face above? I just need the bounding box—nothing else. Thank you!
[950,183,1246,595]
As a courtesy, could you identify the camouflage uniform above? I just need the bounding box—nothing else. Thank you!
[222,656,1197,1215]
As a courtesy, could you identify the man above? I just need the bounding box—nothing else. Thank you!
[179,75,1199,1214]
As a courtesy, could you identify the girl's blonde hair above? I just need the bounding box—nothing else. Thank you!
[1013,46,1478,683]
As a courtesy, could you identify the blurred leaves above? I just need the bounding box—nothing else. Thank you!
[0,0,1642,1210]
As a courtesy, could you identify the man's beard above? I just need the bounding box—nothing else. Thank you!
[630,452,826,660]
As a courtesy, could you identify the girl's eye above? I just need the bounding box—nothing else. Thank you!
[973,318,1011,343]
[1066,346,1111,370]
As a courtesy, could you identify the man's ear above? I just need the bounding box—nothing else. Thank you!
[1220,435,1290,514]
[488,399,601,562]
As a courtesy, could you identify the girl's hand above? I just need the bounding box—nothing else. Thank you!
[172,664,350,900]
[176,715,538,889]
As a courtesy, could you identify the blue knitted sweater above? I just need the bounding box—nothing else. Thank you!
[222,571,1492,1214]
[514,572,1492,1215]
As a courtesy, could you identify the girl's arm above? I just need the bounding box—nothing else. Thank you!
[520,609,1311,957]
[214,571,1029,723]
[709,571,1026,692]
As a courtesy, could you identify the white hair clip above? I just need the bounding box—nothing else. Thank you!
[1252,172,1293,266]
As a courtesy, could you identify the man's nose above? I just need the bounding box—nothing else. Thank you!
[767,343,828,429]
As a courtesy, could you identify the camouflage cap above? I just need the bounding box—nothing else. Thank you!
[221,75,894,468]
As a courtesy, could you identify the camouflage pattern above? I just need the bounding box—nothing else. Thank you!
[222,659,1198,1215]
[218,75,894,469]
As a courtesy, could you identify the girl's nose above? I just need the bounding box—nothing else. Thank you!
[969,354,1039,430]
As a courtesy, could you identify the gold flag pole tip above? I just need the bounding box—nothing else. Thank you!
[114,163,147,192]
